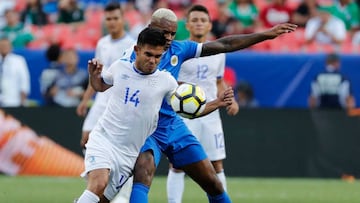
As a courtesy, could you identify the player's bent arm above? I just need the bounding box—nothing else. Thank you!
[201,23,297,56]
[194,87,234,118]
[89,74,112,92]
[88,59,112,92]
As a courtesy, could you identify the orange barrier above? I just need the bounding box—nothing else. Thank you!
[0,110,84,176]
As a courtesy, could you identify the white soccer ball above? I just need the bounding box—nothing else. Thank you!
[170,83,206,119]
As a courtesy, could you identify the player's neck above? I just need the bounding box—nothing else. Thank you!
[111,30,125,40]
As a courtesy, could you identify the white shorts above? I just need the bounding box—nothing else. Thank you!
[182,110,226,161]
[82,91,111,131]
[82,125,137,200]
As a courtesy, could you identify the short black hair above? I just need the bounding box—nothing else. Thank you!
[137,27,166,47]
[187,5,210,19]
[46,43,61,62]
[326,52,340,64]
[104,2,122,12]
[236,81,254,98]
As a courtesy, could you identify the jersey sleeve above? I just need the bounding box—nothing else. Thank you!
[101,60,119,85]
[120,46,136,62]
[178,40,202,60]
[217,53,226,79]
[164,73,179,104]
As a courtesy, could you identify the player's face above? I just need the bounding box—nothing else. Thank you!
[149,18,177,50]
[135,44,164,74]
[104,9,124,36]
[186,11,212,38]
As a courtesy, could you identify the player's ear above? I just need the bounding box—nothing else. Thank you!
[134,45,140,54]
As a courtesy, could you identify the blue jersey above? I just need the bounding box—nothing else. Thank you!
[126,40,202,118]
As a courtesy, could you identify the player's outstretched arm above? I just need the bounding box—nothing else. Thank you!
[196,87,234,118]
[201,23,298,56]
[88,59,112,92]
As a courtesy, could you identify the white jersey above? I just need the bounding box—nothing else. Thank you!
[96,59,178,156]
[178,53,225,101]
[82,34,135,131]
[177,53,226,161]
[83,60,177,199]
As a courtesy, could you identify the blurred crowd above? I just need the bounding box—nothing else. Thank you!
[0,0,359,107]
[0,0,359,52]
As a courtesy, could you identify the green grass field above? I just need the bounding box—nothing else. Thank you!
[0,175,359,203]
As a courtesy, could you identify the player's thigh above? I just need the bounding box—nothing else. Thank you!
[167,136,207,169]
[104,153,136,201]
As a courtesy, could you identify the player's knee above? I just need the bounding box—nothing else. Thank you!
[88,178,108,196]
[211,160,224,173]
[133,152,156,186]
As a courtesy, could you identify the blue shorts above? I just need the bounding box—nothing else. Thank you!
[140,114,207,169]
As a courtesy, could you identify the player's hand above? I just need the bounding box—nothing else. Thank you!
[88,58,103,76]
[76,100,88,117]
[80,132,89,149]
[220,87,234,107]
[226,99,239,116]
[265,23,298,39]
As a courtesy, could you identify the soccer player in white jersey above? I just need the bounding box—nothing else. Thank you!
[166,5,239,203]
[75,5,135,202]
[76,3,135,150]
[76,27,234,203]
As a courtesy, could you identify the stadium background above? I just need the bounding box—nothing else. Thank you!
[1,0,360,181]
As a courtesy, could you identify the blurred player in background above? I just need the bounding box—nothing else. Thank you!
[166,5,239,203]
[121,7,297,203]
[76,2,135,150]
[75,3,135,202]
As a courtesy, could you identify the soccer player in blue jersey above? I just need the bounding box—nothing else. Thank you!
[121,7,297,203]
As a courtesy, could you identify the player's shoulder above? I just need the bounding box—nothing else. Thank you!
[122,33,136,42]
[171,40,197,48]
[97,35,111,44]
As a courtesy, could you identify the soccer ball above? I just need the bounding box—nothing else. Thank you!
[170,83,206,119]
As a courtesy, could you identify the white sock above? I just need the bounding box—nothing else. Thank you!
[167,169,185,203]
[217,171,227,191]
[77,190,100,203]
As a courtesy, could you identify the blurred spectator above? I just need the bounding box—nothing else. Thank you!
[324,0,360,46]
[323,0,360,32]
[211,0,244,38]
[304,7,346,46]
[0,36,30,107]
[20,0,48,26]
[228,0,259,33]
[48,48,88,107]
[259,0,293,28]
[57,0,85,24]
[40,43,62,105]
[235,80,258,108]
[0,9,34,48]
[308,52,355,109]
[0,0,15,28]
[291,0,319,27]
